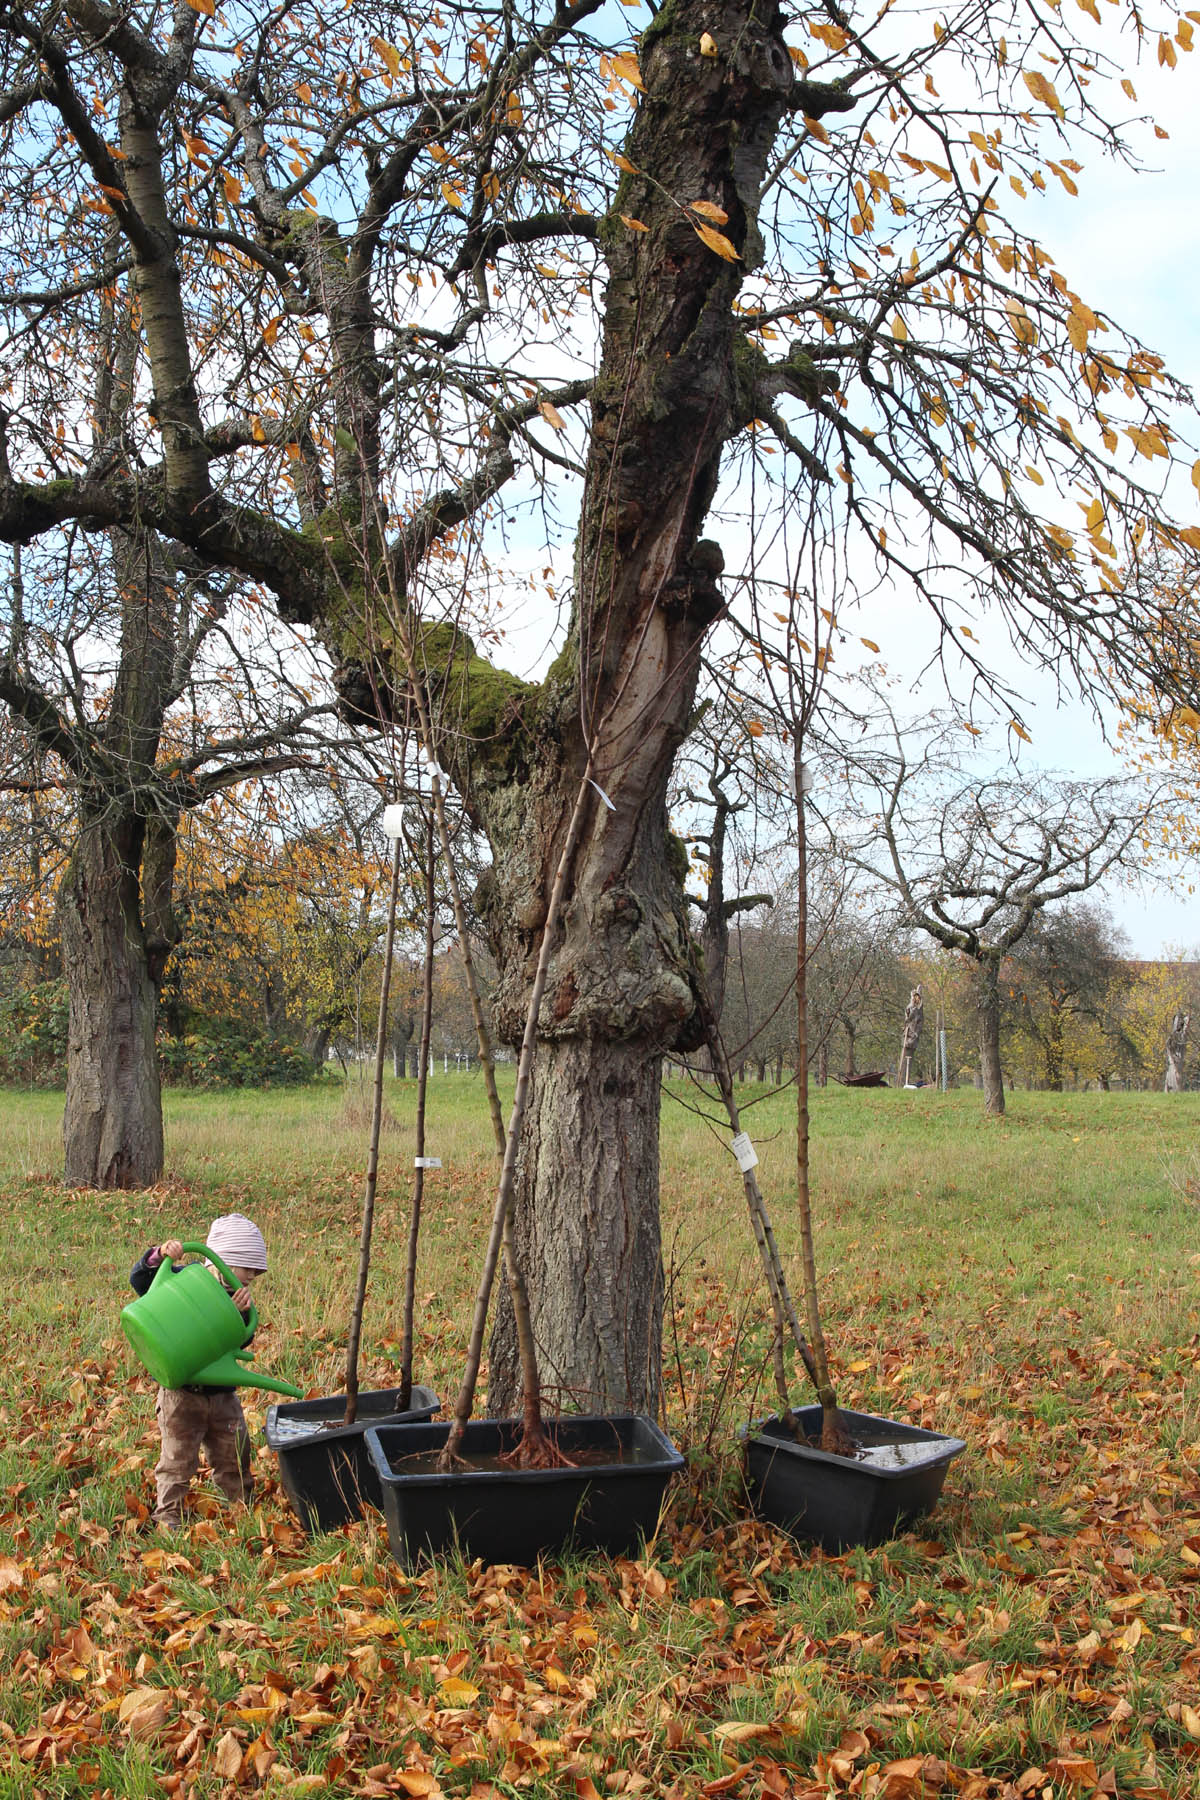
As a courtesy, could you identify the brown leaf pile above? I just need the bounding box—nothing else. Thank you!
[2,1287,1198,1799]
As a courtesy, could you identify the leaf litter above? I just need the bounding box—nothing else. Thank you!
[2,1297,1198,1800]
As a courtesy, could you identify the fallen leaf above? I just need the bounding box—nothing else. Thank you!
[118,1687,169,1740]
[438,1676,480,1704]
[213,1731,244,1779]
[1047,1756,1099,1789]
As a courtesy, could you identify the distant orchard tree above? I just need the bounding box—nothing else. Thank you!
[823,710,1165,1115]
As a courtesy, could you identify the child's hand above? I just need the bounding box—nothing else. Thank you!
[230,1286,252,1312]
[160,1239,184,1261]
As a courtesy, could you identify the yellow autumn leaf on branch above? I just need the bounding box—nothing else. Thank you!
[1022,69,1065,119]
[610,51,645,91]
[1065,304,1095,353]
[1005,295,1037,349]
[619,213,648,231]
[538,400,566,431]
[371,37,402,76]
[693,221,740,260]
[1010,720,1032,742]
[689,200,729,224]
[1126,423,1168,459]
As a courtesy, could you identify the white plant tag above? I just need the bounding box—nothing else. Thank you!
[589,778,616,811]
[730,1131,758,1172]
[414,1156,443,1169]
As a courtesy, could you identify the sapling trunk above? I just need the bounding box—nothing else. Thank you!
[399,808,436,1411]
[793,747,846,1454]
[344,831,403,1427]
[438,767,596,1471]
[702,1020,819,1429]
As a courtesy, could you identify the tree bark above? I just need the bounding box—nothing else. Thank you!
[1042,1011,1065,1090]
[61,809,164,1188]
[487,1037,665,1414]
[977,960,1005,1118]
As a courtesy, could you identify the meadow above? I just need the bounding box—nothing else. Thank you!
[0,1074,1197,1799]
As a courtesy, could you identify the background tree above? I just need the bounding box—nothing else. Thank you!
[822,708,1165,1114]
[0,519,333,1185]
[3,0,1200,1398]
[1007,903,1133,1091]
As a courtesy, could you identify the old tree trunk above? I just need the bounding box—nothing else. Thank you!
[978,958,1006,1119]
[453,0,800,1413]
[61,802,176,1188]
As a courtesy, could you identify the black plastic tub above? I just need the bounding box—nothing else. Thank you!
[743,1407,966,1551]
[365,1413,684,1568]
[266,1385,439,1534]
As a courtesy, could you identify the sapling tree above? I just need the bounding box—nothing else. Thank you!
[3,0,1200,1394]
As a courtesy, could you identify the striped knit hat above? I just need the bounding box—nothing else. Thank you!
[205,1213,268,1273]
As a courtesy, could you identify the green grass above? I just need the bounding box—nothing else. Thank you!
[1,1077,1198,1798]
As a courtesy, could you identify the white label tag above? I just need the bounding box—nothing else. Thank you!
[731,1131,758,1172]
[414,1156,443,1169]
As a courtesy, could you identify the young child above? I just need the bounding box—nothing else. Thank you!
[129,1213,269,1532]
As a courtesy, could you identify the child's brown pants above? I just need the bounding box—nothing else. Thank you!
[154,1387,252,1525]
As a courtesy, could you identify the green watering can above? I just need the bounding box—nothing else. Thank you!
[121,1241,302,1397]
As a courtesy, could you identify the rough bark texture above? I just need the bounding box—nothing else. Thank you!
[61,812,164,1188]
[487,1038,664,1414]
[978,962,1005,1118]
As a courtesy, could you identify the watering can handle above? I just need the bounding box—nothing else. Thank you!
[178,1240,259,1339]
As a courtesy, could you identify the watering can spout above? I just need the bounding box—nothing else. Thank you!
[190,1352,303,1398]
